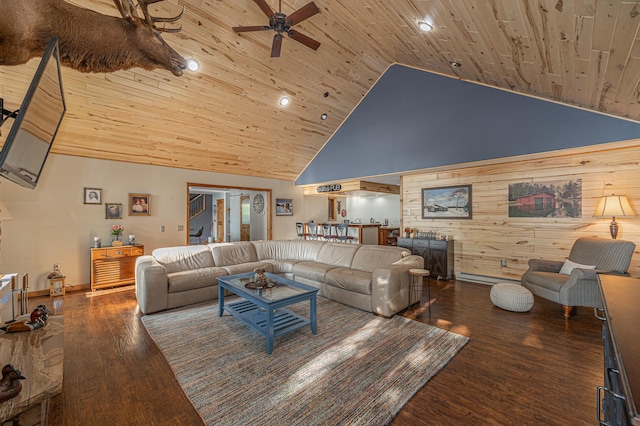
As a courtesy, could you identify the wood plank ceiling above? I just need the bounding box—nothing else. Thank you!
[1,0,639,181]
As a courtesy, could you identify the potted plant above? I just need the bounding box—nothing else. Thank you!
[111,224,124,246]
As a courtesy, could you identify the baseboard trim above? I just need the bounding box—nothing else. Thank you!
[28,283,91,298]
[456,272,521,286]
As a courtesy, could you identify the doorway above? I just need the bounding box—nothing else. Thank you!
[187,183,271,244]
[240,195,250,241]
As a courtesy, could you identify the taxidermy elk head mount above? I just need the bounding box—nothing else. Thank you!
[0,0,187,76]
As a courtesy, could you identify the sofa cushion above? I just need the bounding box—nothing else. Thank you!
[316,243,359,268]
[568,237,636,273]
[325,268,372,294]
[210,242,258,266]
[293,262,339,283]
[522,271,569,292]
[260,259,302,274]
[559,259,596,275]
[351,246,410,272]
[221,261,274,276]
[167,267,228,293]
[252,240,324,262]
[152,245,215,274]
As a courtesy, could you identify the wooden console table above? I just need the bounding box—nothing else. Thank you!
[397,238,454,280]
[596,275,639,425]
[90,245,144,291]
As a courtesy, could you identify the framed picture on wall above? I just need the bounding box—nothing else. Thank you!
[508,178,582,218]
[84,188,102,204]
[422,185,472,219]
[105,203,122,219]
[276,198,293,216]
[129,193,150,216]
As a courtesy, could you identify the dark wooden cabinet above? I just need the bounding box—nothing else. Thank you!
[596,276,640,426]
[378,227,399,246]
[396,238,454,280]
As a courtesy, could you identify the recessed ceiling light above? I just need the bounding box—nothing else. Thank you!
[418,21,433,32]
[279,97,290,106]
[450,61,462,68]
[320,113,328,120]
[186,59,200,72]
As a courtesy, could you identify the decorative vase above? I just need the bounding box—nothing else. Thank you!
[112,234,123,247]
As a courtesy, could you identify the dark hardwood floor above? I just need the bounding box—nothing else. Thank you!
[37,278,603,425]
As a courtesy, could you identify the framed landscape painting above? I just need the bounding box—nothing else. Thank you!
[422,185,472,219]
[508,179,582,218]
[276,198,293,216]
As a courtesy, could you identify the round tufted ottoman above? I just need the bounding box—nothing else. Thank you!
[490,283,534,312]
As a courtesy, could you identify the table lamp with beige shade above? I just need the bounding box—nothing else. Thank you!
[593,195,635,239]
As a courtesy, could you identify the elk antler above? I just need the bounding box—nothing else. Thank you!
[114,0,184,33]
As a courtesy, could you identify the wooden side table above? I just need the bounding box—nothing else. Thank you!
[408,269,430,315]
[90,245,144,291]
[49,276,66,297]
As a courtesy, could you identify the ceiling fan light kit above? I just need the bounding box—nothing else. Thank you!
[418,21,433,32]
[233,0,321,58]
[186,59,200,72]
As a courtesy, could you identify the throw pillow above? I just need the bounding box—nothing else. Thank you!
[559,259,596,275]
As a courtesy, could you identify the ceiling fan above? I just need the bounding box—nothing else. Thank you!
[233,0,321,57]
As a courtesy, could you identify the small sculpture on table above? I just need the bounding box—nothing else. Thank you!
[253,268,267,286]
[0,364,26,403]
[243,268,276,290]
[0,305,51,333]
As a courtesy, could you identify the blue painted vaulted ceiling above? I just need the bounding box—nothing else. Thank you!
[295,64,640,185]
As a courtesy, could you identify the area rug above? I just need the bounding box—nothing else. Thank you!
[141,297,469,426]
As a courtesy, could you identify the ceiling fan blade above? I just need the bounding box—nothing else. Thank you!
[287,30,320,50]
[233,25,271,33]
[271,34,283,57]
[252,0,275,18]
[286,1,319,26]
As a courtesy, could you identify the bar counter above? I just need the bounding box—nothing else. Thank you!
[304,223,382,244]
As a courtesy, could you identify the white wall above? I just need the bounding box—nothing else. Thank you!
[249,190,267,241]
[0,154,307,291]
[346,195,400,225]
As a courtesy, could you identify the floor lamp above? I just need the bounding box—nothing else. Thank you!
[593,195,635,239]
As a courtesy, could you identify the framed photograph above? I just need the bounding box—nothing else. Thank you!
[84,188,102,204]
[129,193,150,216]
[508,178,582,218]
[276,198,293,216]
[105,203,122,219]
[422,185,472,219]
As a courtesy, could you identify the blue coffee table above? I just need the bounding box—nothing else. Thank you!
[218,272,318,354]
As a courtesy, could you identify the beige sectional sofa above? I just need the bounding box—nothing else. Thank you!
[135,240,424,317]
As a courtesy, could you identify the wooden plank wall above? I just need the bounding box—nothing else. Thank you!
[401,141,640,281]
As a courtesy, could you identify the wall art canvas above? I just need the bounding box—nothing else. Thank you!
[105,203,122,219]
[422,185,472,219]
[275,198,293,216]
[84,188,102,204]
[508,179,582,217]
[129,193,150,216]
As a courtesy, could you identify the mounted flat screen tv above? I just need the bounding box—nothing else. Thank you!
[0,37,66,189]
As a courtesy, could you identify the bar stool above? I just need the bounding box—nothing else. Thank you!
[335,223,349,243]
[322,223,335,241]
[408,268,430,315]
[305,222,318,240]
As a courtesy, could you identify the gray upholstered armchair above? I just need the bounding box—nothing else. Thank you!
[521,237,636,318]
